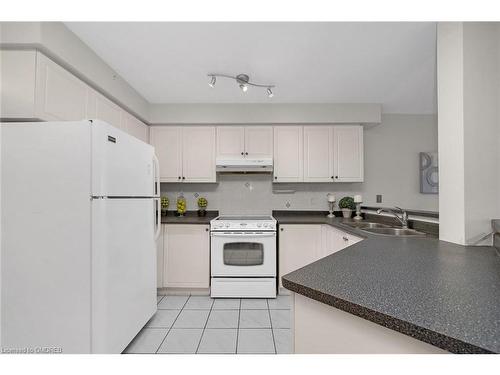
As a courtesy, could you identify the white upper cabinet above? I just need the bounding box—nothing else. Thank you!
[245,126,273,158]
[35,52,88,121]
[182,127,216,183]
[86,89,123,130]
[150,127,183,182]
[216,126,273,159]
[122,111,149,143]
[273,126,304,182]
[0,50,149,142]
[333,126,364,182]
[304,126,334,182]
[0,50,37,118]
[216,126,245,159]
[150,126,216,183]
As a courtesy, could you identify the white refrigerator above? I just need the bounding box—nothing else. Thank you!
[1,120,160,353]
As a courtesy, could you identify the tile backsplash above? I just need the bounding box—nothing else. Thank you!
[160,174,362,215]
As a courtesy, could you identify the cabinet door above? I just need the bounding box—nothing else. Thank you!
[244,126,273,158]
[304,126,334,182]
[150,126,182,182]
[279,224,322,287]
[333,126,364,182]
[321,225,363,257]
[123,112,149,143]
[273,126,303,182]
[35,53,88,121]
[182,127,216,183]
[164,225,210,288]
[216,126,245,159]
[156,225,165,288]
[0,50,36,118]
[86,89,124,130]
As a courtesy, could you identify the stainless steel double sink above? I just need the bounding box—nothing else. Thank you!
[343,221,426,237]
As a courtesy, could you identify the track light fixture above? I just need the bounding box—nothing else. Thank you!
[207,73,275,97]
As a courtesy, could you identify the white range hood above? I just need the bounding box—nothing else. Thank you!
[216,157,273,173]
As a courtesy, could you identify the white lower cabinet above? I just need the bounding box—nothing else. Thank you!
[321,225,362,256]
[163,224,210,288]
[279,224,362,287]
[156,225,165,289]
[279,224,323,288]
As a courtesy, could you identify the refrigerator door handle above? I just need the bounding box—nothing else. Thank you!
[153,154,160,197]
[154,197,161,240]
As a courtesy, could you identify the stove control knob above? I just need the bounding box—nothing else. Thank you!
[225,223,230,228]
[263,223,268,228]
[257,223,262,228]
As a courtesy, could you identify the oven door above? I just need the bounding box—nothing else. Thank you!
[211,231,276,277]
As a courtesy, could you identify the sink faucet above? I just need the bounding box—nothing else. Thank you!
[376,207,409,229]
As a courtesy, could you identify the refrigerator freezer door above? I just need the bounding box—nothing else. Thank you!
[91,120,156,197]
[91,198,157,353]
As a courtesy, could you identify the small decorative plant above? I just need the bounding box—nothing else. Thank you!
[160,196,169,216]
[197,197,208,217]
[338,196,355,218]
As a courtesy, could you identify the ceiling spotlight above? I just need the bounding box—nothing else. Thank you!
[208,76,216,88]
[207,73,275,97]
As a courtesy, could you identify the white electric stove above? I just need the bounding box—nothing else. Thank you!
[210,215,277,298]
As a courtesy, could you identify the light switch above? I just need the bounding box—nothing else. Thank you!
[376,195,382,203]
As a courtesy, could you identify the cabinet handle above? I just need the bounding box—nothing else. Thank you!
[178,176,181,180]
[274,176,278,180]
[280,228,284,232]
[342,236,349,241]
[331,176,334,179]
[335,176,338,179]
[205,228,209,232]
[245,152,248,155]
[241,152,244,155]
[182,176,185,180]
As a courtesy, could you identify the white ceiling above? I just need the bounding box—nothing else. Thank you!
[65,22,437,113]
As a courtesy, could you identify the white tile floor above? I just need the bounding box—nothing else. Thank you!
[124,294,292,354]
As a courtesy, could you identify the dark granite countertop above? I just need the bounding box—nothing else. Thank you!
[275,211,500,354]
[161,211,218,224]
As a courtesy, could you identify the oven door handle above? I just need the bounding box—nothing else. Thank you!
[211,232,276,237]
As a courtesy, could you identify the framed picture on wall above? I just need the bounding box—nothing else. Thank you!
[420,152,438,194]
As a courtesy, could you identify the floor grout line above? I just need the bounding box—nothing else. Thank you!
[267,299,277,354]
[235,298,242,354]
[154,295,190,353]
[195,296,214,354]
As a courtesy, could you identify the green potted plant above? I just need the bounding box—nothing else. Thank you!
[197,197,208,217]
[160,196,169,216]
[338,196,355,218]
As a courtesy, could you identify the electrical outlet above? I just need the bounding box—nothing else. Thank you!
[376,195,382,203]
